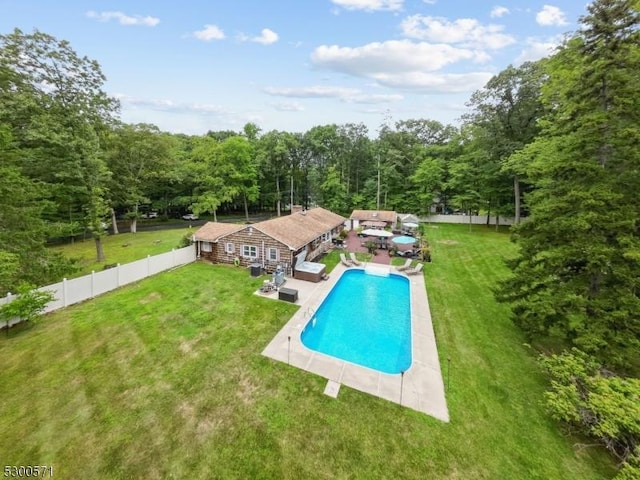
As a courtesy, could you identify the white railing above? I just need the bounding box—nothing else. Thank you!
[421,214,516,225]
[1,246,197,323]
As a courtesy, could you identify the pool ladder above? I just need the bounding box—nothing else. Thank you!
[305,307,317,328]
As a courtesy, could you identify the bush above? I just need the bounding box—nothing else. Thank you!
[0,283,54,330]
[176,232,193,248]
[540,348,640,471]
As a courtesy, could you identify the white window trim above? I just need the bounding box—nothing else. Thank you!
[242,244,258,259]
[225,242,234,254]
[201,241,212,252]
[268,247,278,261]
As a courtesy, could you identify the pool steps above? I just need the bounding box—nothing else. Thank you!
[364,264,390,277]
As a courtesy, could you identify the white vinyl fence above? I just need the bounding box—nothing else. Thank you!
[421,214,516,226]
[1,246,196,326]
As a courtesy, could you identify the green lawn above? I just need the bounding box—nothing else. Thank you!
[1,224,615,479]
[50,228,196,278]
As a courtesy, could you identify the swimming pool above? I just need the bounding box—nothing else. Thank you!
[300,269,411,374]
[392,235,416,245]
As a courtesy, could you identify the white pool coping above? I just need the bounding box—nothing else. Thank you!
[260,263,450,422]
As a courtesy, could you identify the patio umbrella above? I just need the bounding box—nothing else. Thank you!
[403,222,419,228]
[361,228,393,237]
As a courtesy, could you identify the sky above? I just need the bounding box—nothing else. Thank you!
[0,0,588,137]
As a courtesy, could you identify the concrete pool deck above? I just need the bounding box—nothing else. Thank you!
[260,263,450,422]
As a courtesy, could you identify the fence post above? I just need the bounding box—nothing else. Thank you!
[62,278,68,307]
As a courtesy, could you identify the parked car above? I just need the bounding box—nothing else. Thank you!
[142,211,159,219]
[182,213,199,221]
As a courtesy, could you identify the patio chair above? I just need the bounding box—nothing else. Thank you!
[339,253,354,267]
[395,259,413,271]
[405,263,424,275]
[349,252,362,266]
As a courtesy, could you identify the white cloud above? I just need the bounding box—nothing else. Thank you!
[514,36,561,64]
[347,93,404,104]
[86,11,159,27]
[239,28,279,45]
[263,85,361,98]
[263,86,403,103]
[400,15,515,50]
[311,40,483,76]
[192,24,225,41]
[371,71,494,93]
[536,5,568,26]
[115,94,229,115]
[490,6,509,18]
[271,102,305,112]
[330,0,403,12]
[423,0,437,5]
[309,40,494,94]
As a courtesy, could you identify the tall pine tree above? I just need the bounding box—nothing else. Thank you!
[498,0,640,369]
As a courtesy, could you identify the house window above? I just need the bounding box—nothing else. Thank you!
[225,242,234,254]
[201,241,212,252]
[242,245,258,258]
[268,247,278,261]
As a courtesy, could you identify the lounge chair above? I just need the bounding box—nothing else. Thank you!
[405,263,424,275]
[396,259,413,271]
[339,253,354,267]
[349,252,362,266]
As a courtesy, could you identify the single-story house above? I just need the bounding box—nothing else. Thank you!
[347,210,397,231]
[193,206,346,278]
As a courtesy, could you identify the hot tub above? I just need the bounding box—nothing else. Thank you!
[294,261,326,283]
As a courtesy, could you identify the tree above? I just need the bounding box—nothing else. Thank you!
[320,165,348,214]
[0,283,54,331]
[0,127,76,294]
[256,130,299,216]
[189,135,236,221]
[409,154,443,215]
[497,0,640,368]
[0,29,119,262]
[465,62,545,223]
[540,349,640,471]
[105,123,172,233]
[221,136,259,222]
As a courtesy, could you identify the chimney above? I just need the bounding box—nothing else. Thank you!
[292,205,303,214]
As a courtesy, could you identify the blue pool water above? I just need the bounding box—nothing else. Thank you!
[392,235,416,245]
[300,269,411,374]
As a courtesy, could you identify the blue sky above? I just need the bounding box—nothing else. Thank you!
[1,0,587,136]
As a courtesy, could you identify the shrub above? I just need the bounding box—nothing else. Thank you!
[540,348,640,471]
[0,283,54,330]
[177,232,193,248]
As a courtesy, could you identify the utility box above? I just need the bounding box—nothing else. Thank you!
[250,263,262,277]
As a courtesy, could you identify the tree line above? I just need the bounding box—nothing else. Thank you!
[1,1,638,475]
[0,27,537,291]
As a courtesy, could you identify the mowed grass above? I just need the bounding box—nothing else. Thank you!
[50,228,196,278]
[1,225,616,479]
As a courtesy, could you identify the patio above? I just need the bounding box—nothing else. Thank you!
[343,229,416,265]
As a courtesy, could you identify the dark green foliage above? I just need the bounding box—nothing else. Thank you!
[540,349,640,470]
[497,0,640,369]
[176,232,193,249]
